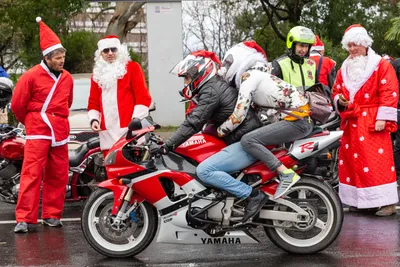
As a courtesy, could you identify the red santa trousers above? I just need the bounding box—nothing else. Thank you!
[15,139,69,223]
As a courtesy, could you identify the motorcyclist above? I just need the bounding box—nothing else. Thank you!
[271,26,317,91]
[153,50,263,214]
[197,41,313,223]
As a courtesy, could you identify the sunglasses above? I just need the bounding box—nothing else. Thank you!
[102,47,118,54]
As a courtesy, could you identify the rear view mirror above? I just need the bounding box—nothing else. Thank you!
[128,118,142,131]
[149,102,156,112]
[126,118,142,139]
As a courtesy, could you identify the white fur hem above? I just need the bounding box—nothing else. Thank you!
[132,104,149,120]
[99,127,128,150]
[376,106,397,122]
[88,109,101,123]
[339,182,399,208]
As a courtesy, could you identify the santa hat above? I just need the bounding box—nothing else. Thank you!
[341,24,373,50]
[36,17,64,56]
[190,50,221,66]
[311,35,324,51]
[242,40,268,60]
[97,35,121,52]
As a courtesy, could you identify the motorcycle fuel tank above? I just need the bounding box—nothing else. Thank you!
[175,133,226,163]
[0,137,25,160]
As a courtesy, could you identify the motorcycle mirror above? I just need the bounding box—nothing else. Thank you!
[126,118,142,139]
[149,102,156,112]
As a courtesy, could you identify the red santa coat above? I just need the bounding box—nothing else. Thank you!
[88,61,152,150]
[11,62,73,223]
[12,62,73,146]
[310,53,336,88]
[332,49,399,208]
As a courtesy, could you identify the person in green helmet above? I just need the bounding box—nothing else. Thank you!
[271,26,317,91]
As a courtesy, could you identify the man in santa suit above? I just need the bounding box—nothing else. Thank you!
[88,35,152,152]
[309,35,336,91]
[332,24,399,216]
[12,17,73,233]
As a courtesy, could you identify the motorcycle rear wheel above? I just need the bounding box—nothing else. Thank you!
[81,188,158,257]
[264,177,343,254]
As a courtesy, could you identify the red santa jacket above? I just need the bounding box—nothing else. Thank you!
[87,61,152,149]
[11,62,73,146]
[310,53,336,88]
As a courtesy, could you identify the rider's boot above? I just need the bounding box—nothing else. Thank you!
[242,189,268,223]
[273,169,300,199]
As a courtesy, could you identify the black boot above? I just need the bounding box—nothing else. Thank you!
[242,189,268,223]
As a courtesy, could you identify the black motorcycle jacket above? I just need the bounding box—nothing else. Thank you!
[165,76,262,150]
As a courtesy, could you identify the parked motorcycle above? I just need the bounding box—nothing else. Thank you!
[81,117,344,257]
[0,125,104,204]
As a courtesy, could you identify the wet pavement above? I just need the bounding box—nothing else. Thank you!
[1,201,400,267]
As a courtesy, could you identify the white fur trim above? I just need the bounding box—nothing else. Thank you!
[88,109,101,123]
[341,27,373,50]
[377,106,397,122]
[341,48,381,102]
[36,17,42,23]
[333,94,340,114]
[234,53,267,88]
[101,81,120,129]
[311,46,324,51]
[98,38,121,52]
[43,43,64,56]
[339,182,398,208]
[99,127,128,150]
[132,104,149,119]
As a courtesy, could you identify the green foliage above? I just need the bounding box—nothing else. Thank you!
[0,0,87,70]
[232,0,400,66]
[62,31,99,74]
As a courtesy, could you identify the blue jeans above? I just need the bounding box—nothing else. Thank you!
[196,142,257,198]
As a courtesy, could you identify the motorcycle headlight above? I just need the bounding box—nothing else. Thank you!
[105,150,117,166]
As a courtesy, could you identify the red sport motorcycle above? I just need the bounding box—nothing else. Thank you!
[81,117,343,257]
[0,125,104,204]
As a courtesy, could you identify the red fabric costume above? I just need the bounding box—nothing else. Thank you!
[332,50,399,208]
[87,60,152,150]
[11,17,73,223]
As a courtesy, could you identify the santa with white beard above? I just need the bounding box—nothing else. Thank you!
[332,24,399,216]
[88,35,152,151]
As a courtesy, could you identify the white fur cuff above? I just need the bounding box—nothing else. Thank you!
[88,109,101,123]
[376,106,397,122]
[132,104,149,120]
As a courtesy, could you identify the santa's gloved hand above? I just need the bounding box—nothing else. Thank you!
[151,144,170,155]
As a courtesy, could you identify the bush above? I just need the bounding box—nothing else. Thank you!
[61,31,99,74]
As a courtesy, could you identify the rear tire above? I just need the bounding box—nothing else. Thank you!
[264,177,343,254]
[81,188,158,257]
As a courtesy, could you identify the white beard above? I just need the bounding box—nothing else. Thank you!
[92,46,130,91]
[346,56,368,83]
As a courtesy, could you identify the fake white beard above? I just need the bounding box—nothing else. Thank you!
[346,56,368,83]
[93,45,130,91]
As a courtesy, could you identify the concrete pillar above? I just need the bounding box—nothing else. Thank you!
[146,2,184,126]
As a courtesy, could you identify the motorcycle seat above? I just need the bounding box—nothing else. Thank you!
[87,137,100,149]
[69,143,90,167]
[304,126,329,138]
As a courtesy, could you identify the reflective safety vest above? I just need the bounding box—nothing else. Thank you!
[276,56,316,89]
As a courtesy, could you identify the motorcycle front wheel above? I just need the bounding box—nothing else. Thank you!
[264,177,343,254]
[81,188,158,257]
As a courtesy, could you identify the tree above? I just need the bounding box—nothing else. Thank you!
[0,0,87,71]
[105,2,145,42]
[385,2,400,44]
[183,0,253,58]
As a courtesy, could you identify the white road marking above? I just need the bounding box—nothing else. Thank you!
[0,218,81,225]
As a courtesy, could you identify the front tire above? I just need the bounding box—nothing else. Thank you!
[264,177,343,254]
[81,188,158,257]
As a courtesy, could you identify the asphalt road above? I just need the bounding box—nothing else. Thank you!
[0,201,399,267]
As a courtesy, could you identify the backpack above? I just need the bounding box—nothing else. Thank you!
[263,83,332,124]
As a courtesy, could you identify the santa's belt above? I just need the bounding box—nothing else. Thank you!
[340,103,379,129]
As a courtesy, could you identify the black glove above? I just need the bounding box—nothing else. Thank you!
[151,144,170,155]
